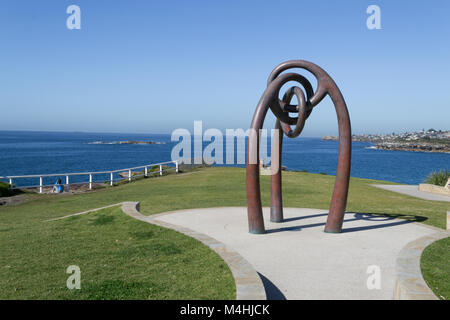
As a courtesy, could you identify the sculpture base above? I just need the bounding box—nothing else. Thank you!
[323,229,341,234]
[249,229,266,235]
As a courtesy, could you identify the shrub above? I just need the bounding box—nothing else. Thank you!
[424,169,450,187]
[0,181,15,197]
[149,165,160,173]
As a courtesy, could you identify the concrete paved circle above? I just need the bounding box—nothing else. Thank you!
[152,207,438,299]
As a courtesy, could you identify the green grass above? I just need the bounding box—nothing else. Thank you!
[1,166,449,299]
[421,237,450,300]
[0,205,234,299]
[424,169,450,187]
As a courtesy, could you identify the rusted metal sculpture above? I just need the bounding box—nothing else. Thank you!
[246,60,351,234]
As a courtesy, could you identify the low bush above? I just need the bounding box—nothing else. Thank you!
[424,169,450,187]
[0,182,16,197]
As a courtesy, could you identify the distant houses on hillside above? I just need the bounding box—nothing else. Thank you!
[323,129,450,143]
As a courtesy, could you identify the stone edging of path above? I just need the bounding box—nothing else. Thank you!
[394,231,450,300]
[121,202,266,300]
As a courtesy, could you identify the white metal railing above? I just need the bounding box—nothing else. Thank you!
[0,160,179,193]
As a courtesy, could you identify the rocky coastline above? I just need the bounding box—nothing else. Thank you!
[322,129,450,153]
[374,142,450,153]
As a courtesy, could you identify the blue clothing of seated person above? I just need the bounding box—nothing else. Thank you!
[52,178,64,193]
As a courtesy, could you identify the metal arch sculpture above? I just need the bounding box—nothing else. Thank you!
[246,60,352,234]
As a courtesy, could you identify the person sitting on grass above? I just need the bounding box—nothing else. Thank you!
[51,178,64,193]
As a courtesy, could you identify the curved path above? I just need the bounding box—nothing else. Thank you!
[372,184,450,202]
[151,207,448,299]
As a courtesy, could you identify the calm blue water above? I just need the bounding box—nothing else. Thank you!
[0,131,448,186]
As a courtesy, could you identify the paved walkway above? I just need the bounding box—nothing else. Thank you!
[151,207,438,300]
[372,184,450,202]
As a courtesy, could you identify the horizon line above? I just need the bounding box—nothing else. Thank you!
[1,128,447,137]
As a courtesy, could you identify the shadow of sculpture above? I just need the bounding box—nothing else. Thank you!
[264,212,427,234]
[257,272,287,300]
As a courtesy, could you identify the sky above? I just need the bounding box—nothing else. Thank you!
[0,0,449,136]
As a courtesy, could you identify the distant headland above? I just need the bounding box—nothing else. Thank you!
[323,129,450,153]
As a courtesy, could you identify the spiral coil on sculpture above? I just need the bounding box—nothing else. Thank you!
[246,60,352,234]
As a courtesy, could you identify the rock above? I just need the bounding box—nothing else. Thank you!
[374,142,450,153]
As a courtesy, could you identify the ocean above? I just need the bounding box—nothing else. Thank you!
[0,131,448,187]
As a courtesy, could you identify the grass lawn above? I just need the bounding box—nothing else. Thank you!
[0,206,234,299]
[421,237,450,300]
[1,166,449,299]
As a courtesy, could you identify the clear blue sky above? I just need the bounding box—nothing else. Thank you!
[1,0,449,136]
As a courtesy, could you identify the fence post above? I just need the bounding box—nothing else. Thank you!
[145,166,148,177]
[9,178,13,189]
[175,161,179,173]
[66,175,70,192]
[89,174,93,190]
[39,177,43,194]
[128,169,132,181]
[159,165,163,176]
[110,172,114,186]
